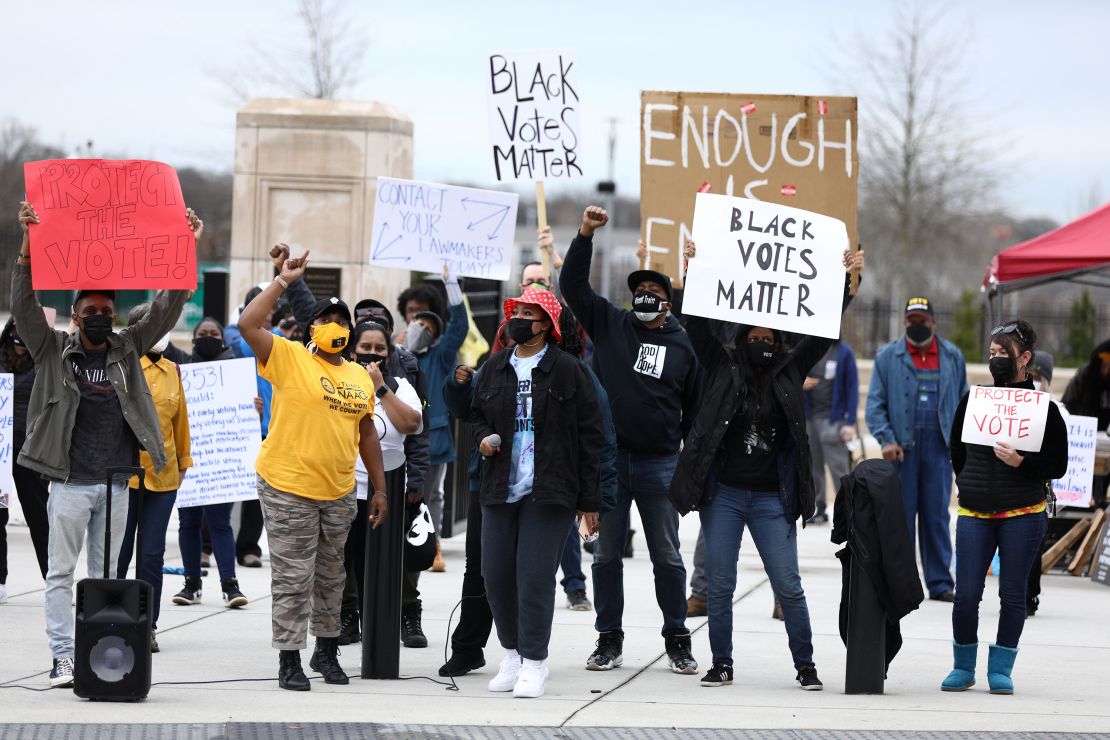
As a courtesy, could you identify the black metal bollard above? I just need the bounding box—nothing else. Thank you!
[844,551,886,694]
[361,467,406,679]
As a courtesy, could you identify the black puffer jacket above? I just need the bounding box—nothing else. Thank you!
[670,276,855,520]
[951,378,1069,514]
[468,345,604,512]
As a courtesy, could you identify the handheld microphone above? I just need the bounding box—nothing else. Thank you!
[482,434,502,458]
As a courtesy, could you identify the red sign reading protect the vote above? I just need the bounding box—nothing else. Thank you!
[23,159,196,290]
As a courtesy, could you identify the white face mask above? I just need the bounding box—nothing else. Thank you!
[151,334,170,353]
[1032,380,1043,392]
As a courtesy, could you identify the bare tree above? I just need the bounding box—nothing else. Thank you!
[215,0,368,103]
[837,4,1000,307]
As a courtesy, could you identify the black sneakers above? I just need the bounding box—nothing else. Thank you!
[309,637,349,685]
[221,578,248,608]
[338,610,361,645]
[566,590,592,611]
[278,650,310,691]
[701,663,734,687]
[172,577,202,605]
[439,652,486,677]
[49,657,75,688]
[797,665,824,691]
[665,632,698,675]
[586,630,624,671]
[401,612,428,648]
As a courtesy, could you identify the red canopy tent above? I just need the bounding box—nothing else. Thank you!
[984,200,1110,322]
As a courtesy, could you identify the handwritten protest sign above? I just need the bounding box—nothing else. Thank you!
[0,375,12,508]
[176,359,262,508]
[960,385,1051,453]
[683,194,848,338]
[370,177,518,280]
[23,159,196,291]
[1054,414,1098,508]
[640,92,857,285]
[487,49,582,181]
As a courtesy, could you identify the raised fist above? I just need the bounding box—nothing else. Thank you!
[580,206,609,237]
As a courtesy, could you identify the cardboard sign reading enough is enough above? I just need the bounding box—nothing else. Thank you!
[961,386,1051,452]
[23,159,196,290]
[683,193,848,339]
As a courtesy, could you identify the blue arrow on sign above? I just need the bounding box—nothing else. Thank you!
[460,197,512,239]
[371,222,409,261]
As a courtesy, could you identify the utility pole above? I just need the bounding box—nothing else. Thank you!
[598,118,618,300]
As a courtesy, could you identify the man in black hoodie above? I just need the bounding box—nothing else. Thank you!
[560,206,702,676]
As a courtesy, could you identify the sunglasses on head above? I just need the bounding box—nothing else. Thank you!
[991,323,1027,344]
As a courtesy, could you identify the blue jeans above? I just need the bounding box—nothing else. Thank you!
[560,522,586,594]
[593,450,686,636]
[700,484,814,668]
[178,503,236,581]
[117,486,177,629]
[44,480,128,659]
[953,512,1046,648]
[899,429,955,596]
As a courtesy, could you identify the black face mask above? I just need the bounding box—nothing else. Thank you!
[508,317,543,346]
[356,352,387,367]
[80,314,114,346]
[146,352,163,364]
[906,323,933,346]
[632,291,665,322]
[193,335,226,360]
[746,341,775,369]
[989,356,1015,385]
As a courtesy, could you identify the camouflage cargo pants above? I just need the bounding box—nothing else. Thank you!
[257,475,357,650]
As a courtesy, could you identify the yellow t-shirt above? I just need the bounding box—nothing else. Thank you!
[255,337,376,500]
[957,501,1047,519]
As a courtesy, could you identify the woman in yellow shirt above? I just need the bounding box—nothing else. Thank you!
[943,319,1068,695]
[115,304,192,653]
[238,248,388,692]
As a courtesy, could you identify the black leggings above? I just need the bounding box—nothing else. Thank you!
[0,459,51,582]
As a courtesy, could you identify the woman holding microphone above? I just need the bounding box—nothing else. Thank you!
[942,319,1067,695]
[468,287,604,698]
[238,249,388,692]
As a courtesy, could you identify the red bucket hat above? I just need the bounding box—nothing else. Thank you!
[503,287,562,342]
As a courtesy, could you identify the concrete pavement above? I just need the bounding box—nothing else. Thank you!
[1,506,1109,734]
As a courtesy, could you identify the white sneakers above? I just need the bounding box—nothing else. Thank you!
[488,650,522,692]
[513,659,549,698]
[488,651,550,698]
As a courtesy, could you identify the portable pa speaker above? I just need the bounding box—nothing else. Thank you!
[73,465,152,701]
[73,578,153,701]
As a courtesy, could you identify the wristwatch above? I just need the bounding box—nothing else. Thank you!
[375,384,390,399]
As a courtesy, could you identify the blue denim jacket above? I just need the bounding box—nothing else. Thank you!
[865,337,968,449]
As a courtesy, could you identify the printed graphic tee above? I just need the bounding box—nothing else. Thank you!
[256,337,376,500]
[67,347,137,483]
[507,345,548,503]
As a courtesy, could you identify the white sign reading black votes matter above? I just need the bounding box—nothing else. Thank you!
[487,49,582,181]
[683,193,849,339]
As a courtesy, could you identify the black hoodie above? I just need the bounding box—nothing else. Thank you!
[559,231,702,455]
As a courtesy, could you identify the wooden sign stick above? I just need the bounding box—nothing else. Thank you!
[850,241,860,295]
[536,181,550,280]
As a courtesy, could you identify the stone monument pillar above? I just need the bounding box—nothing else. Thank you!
[229,98,414,321]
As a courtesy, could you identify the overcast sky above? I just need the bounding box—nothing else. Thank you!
[4,0,1107,224]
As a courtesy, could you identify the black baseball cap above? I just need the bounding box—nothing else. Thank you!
[309,297,352,326]
[354,299,395,333]
[73,289,117,308]
[413,310,444,338]
[904,296,934,317]
[627,270,673,302]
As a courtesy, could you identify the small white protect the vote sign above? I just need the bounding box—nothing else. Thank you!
[683,193,848,339]
[960,385,1051,453]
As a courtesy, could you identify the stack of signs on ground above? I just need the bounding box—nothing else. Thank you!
[640,92,857,286]
[960,386,1051,453]
[176,358,262,508]
[23,159,197,290]
[1054,414,1099,508]
[369,177,518,281]
[0,374,11,508]
[487,49,582,181]
[683,193,849,339]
